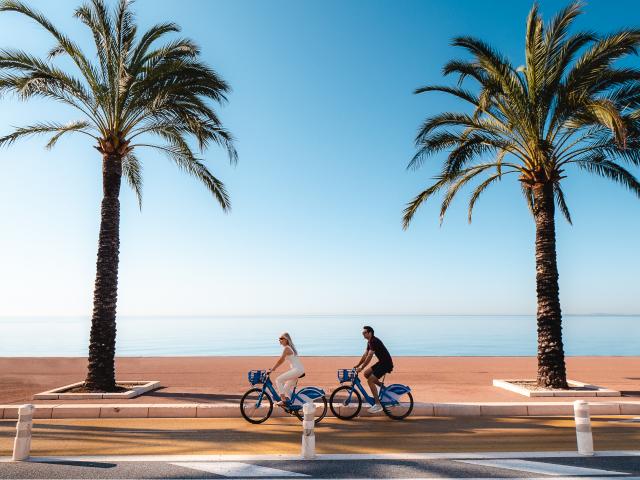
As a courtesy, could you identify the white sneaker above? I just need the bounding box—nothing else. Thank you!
[368,404,383,414]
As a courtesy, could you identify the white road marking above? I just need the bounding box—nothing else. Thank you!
[457,459,628,476]
[171,461,308,477]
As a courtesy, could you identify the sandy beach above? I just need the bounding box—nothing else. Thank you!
[1,356,638,405]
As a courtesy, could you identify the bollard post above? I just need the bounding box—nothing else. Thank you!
[573,400,594,456]
[12,404,34,461]
[301,402,316,459]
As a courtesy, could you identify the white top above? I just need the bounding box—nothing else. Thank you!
[286,349,304,372]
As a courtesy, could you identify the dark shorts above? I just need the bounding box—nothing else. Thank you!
[371,361,393,379]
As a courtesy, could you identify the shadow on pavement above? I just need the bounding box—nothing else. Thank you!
[32,459,117,468]
[144,389,243,402]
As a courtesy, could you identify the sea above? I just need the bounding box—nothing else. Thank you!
[0,315,637,357]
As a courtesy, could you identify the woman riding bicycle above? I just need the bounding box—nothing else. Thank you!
[267,332,304,406]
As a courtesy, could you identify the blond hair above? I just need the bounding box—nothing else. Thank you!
[280,332,298,355]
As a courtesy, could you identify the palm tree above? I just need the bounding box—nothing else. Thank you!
[403,2,640,388]
[0,0,237,391]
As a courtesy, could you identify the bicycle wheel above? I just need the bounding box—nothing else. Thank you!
[240,388,273,424]
[293,396,328,424]
[329,386,362,420]
[382,390,413,420]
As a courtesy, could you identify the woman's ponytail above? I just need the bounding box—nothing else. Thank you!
[281,332,298,355]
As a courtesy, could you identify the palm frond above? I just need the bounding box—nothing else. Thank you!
[574,158,640,197]
[407,130,460,171]
[122,151,143,209]
[0,0,101,91]
[467,172,504,223]
[402,175,452,229]
[439,163,500,223]
[414,85,479,107]
[45,120,93,149]
[553,183,572,224]
[0,121,94,148]
[134,141,230,210]
[442,59,485,85]
[128,22,180,70]
[520,182,535,217]
[582,98,627,145]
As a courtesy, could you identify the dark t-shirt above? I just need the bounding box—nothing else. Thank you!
[367,336,393,367]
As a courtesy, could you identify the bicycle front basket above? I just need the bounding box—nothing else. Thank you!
[248,369,267,385]
[337,368,355,383]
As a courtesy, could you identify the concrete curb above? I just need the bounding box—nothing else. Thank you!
[1,401,639,419]
[33,381,161,400]
[492,379,621,397]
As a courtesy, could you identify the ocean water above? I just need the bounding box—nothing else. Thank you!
[0,315,637,357]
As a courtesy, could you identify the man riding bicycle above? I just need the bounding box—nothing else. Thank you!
[354,325,393,413]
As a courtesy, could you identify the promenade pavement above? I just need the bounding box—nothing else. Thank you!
[1,356,639,405]
[1,356,639,419]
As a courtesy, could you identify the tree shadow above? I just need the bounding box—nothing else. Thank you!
[621,391,640,396]
[22,416,577,453]
[144,389,242,403]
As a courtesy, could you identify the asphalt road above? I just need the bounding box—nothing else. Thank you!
[1,453,640,479]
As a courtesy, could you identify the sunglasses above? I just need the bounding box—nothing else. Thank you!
[279,337,285,340]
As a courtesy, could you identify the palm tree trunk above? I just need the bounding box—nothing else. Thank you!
[532,182,568,389]
[85,153,122,391]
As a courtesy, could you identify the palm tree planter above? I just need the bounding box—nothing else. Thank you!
[404,2,640,389]
[33,380,161,400]
[491,379,620,398]
[0,0,236,392]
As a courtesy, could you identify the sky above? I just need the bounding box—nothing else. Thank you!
[0,0,639,317]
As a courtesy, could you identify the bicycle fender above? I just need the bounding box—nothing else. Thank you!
[293,386,326,405]
[382,383,411,402]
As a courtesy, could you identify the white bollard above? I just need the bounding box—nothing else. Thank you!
[12,404,34,461]
[573,400,594,456]
[301,402,316,459]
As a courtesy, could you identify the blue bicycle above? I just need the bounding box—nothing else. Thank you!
[240,370,328,424]
[329,368,413,420]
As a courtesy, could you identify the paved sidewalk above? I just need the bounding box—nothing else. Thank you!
[1,416,640,457]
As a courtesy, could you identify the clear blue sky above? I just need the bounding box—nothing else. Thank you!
[0,0,638,317]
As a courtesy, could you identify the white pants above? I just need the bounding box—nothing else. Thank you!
[276,367,304,398]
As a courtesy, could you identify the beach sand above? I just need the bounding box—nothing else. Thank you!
[1,356,638,405]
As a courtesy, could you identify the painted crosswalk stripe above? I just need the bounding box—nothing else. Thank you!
[456,459,627,476]
[171,461,308,477]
